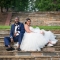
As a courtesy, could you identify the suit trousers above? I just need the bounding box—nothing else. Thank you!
[4,33,24,47]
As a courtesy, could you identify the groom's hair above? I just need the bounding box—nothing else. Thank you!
[15,16,19,20]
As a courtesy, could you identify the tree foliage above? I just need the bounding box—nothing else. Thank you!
[0,0,60,12]
[12,0,29,11]
[0,0,29,12]
[35,0,60,11]
[0,0,12,12]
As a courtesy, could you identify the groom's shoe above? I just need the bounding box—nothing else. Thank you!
[6,47,15,51]
[17,48,21,51]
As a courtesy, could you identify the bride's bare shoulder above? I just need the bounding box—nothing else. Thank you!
[24,24,30,31]
[24,24,28,27]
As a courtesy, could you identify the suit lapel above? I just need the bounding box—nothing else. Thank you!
[13,24,15,33]
[17,22,21,31]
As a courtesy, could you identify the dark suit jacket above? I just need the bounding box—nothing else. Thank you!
[10,22,25,38]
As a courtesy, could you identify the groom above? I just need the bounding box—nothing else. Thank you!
[4,17,25,51]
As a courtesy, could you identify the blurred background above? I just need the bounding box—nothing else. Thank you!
[0,0,60,12]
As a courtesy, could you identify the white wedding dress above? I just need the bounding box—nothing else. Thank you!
[14,27,58,51]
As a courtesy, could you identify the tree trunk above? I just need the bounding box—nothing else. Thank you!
[1,6,3,13]
[6,7,8,12]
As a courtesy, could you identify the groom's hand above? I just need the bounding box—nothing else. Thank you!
[11,38,14,43]
[14,33,16,37]
[14,32,18,37]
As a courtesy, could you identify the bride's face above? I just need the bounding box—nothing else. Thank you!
[26,20,31,26]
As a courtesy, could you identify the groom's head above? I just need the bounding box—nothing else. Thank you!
[14,17,19,24]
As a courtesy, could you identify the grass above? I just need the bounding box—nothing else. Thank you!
[0,25,11,30]
[0,25,60,30]
[33,26,60,30]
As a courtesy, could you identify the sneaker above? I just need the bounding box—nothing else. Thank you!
[6,47,15,51]
[16,48,21,51]
[47,43,53,47]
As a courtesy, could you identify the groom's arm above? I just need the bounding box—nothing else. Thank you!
[10,25,14,39]
[18,23,25,44]
[20,23,25,33]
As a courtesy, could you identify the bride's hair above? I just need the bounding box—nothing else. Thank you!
[25,18,31,24]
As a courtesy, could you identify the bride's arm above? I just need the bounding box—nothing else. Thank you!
[24,25,32,33]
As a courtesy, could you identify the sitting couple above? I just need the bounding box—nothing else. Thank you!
[4,17,58,51]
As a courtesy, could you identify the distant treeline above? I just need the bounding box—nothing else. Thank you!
[0,0,60,12]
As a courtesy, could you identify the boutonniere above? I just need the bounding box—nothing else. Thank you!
[17,25,20,29]
[18,25,19,27]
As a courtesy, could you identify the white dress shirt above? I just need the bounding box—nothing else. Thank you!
[15,25,20,36]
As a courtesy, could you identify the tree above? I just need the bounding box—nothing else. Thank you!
[35,0,60,11]
[14,0,29,11]
[0,0,29,12]
[0,0,12,12]
[0,0,4,12]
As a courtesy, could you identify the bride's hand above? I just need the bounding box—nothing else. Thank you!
[40,31,44,35]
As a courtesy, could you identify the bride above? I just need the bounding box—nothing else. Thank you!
[15,18,58,51]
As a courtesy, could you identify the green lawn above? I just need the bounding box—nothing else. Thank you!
[0,25,11,30]
[33,26,60,30]
[0,25,60,30]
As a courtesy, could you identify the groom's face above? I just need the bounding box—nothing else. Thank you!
[14,17,19,24]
